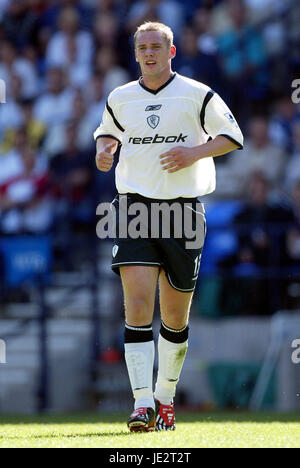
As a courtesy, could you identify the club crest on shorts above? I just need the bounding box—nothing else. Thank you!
[147,114,160,129]
[112,245,119,258]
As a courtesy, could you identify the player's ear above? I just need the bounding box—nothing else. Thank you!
[170,45,176,59]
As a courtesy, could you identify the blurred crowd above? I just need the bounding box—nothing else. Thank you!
[0,0,300,313]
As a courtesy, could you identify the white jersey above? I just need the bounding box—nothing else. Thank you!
[94,73,243,199]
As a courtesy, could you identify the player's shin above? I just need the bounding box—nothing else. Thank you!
[124,324,155,410]
[154,322,189,405]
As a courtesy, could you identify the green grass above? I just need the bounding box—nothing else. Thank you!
[0,412,300,448]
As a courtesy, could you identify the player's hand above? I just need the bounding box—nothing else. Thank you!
[160,146,198,173]
[96,143,115,172]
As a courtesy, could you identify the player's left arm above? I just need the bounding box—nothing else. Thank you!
[160,135,238,173]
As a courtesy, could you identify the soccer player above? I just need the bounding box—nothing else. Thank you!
[94,22,243,432]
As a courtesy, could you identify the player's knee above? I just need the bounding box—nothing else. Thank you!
[162,308,188,330]
[125,297,153,324]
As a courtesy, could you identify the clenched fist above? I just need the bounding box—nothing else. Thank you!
[96,142,116,172]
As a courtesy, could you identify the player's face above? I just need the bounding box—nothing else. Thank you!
[135,31,175,78]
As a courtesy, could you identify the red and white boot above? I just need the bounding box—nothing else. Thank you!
[127,407,156,432]
[155,399,176,431]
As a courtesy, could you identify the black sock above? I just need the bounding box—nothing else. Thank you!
[160,321,189,344]
[124,323,153,343]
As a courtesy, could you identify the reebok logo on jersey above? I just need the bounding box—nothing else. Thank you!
[128,133,188,145]
[145,105,162,111]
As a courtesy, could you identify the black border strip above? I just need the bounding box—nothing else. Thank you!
[200,90,214,135]
[106,101,125,132]
[219,134,243,150]
[96,134,122,145]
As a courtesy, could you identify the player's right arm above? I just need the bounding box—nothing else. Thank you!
[94,91,124,172]
[95,137,118,172]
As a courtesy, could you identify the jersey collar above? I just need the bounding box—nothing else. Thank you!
[138,72,176,95]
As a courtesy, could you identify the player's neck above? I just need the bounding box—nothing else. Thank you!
[141,68,174,91]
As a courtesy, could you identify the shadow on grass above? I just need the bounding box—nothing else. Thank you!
[1,411,300,426]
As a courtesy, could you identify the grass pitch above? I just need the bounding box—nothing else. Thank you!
[0,411,299,448]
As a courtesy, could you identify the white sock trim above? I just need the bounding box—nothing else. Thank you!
[161,322,188,333]
[125,324,153,332]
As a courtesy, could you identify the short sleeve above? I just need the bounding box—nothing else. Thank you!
[93,93,124,144]
[202,92,244,149]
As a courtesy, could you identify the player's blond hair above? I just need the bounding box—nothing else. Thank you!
[134,22,174,48]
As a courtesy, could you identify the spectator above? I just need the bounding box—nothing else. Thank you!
[285,0,300,70]
[43,88,97,155]
[80,76,106,150]
[1,0,39,50]
[0,144,52,234]
[216,116,286,197]
[233,172,294,266]
[0,40,40,99]
[50,121,95,226]
[33,66,75,127]
[93,46,129,97]
[245,0,292,24]
[175,26,222,93]
[0,128,26,187]
[1,126,48,182]
[126,0,184,37]
[71,89,94,150]
[45,6,93,88]
[269,95,300,153]
[219,172,295,314]
[0,73,23,141]
[93,12,119,48]
[209,0,236,36]
[217,0,269,120]
[93,0,127,21]
[85,74,106,116]
[40,0,93,32]
[0,97,46,154]
[192,7,218,57]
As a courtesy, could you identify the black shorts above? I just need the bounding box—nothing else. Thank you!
[110,193,206,292]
